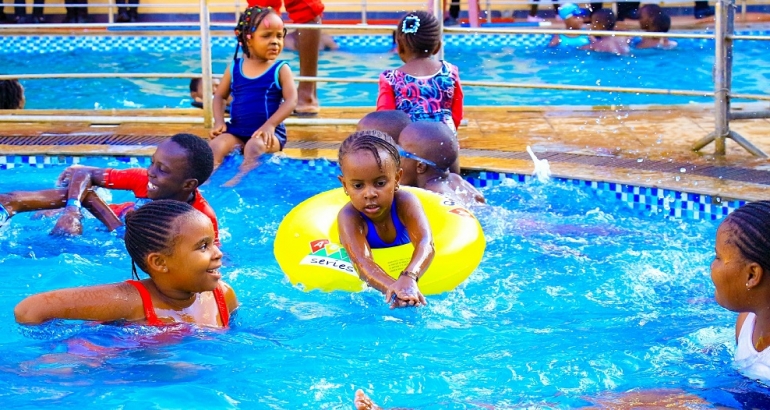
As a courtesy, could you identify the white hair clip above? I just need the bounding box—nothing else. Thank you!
[402,15,420,34]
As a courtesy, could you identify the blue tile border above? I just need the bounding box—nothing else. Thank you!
[465,170,745,221]
[0,154,746,221]
[3,30,762,54]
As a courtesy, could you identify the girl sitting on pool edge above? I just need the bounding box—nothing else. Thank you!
[337,130,434,309]
[14,200,238,327]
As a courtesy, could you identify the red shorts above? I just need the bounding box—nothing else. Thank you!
[246,0,324,23]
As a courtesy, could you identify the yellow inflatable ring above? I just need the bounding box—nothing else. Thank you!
[274,186,485,295]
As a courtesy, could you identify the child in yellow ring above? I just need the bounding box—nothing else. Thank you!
[336,130,434,308]
[210,6,298,187]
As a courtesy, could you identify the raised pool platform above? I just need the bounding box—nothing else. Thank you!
[1,105,769,203]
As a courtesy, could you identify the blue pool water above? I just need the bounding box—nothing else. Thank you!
[1,34,768,109]
[0,156,767,408]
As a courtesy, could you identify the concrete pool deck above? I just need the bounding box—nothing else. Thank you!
[0,105,769,202]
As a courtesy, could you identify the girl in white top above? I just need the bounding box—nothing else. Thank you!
[711,200,770,382]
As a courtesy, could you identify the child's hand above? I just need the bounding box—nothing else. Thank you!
[50,207,83,236]
[56,165,95,188]
[251,125,277,150]
[385,276,427,309]
[210,122,227,138]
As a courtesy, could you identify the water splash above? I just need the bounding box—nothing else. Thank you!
[526,146,551,184]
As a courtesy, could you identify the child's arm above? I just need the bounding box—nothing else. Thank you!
[14,283,144,325]
[375,72,397,111]
[0,189,68,217]
[338,204,399,296]
[211,64,233,138]
[56,166,109,188]
[252,63,298,149]
[220,281,240,314]
[392,190,433,305]
[548,34,561,47]
[451,72,464,131]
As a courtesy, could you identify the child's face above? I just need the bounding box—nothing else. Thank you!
[711,223,752,311]
[158,212,223,293]
[146,140,194,200]
[565,15,583,30]
[247,13,285,61]
[338,149,402,222]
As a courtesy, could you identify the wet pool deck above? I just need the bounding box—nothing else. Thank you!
[1,105,769,201]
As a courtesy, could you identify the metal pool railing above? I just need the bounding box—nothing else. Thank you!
[0,0,767,157]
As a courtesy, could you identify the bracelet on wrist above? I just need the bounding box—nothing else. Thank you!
[66,199,82,209]
[399,270,419,282]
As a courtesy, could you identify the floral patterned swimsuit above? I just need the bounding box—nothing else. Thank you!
[376,61,464,133]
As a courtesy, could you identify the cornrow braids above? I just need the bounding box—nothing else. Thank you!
[396,10,441,57]
[723,200,770,274]
[124,200,196,278]
[0,79,24,110]
[233,6,281,60]
[338,130,400,171]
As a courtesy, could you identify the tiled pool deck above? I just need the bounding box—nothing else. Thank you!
[1,105,769,203]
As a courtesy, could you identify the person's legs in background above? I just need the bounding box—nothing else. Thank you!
[616,1,640,21]
[694,0,714,19]
[13,0,27,23]
[446,0,460,25]
[528,0,544,22]
[63,0,77,22]
[75,0,88,23]
[286,0,325,116]
[32,0,44,22]
[117,0,138,22]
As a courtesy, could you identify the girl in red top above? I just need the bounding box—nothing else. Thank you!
[376,11,463,135]
[14,200,238,328]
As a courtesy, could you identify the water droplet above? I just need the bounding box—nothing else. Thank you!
[680,168,686,173]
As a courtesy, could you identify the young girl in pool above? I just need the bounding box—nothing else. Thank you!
[711,200,770,382]
[14,200,238,327]
[376,11,463,135]
[210,6,298,187]
[337,130,434,309]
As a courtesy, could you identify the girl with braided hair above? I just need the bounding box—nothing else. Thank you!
[210,6,298,187]
[711,200,770,381]
[337,130,434,309]
[376,11,463,138]
[14,200,238,327]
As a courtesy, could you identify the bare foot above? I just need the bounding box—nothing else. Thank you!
[354,389,382,410]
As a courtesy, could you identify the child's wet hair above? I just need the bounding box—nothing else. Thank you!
[592,9,616,31]
[649,11,671,33]
[357,110,412,141]
[124,200,197,278]
[723,201,770,274]
[0,79,24,110]
[338,130,401,171]
[396,10,441,57]
[189,78,201,93]
[233,6,285,59]
[169,133,214,186]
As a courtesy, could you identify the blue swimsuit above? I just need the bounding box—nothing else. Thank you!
[361,201,411,249]
[227,58,288,148]
[558,34,591,48]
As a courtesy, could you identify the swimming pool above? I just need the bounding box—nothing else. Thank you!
[1,32,768,109]
[0,155,766,408]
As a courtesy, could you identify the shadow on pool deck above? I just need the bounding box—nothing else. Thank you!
[1,105,769,201]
